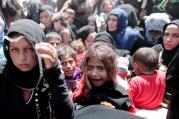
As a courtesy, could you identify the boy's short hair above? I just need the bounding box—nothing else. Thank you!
[46,32,62,42]
[133,47,159,72]
[57,45,77,60]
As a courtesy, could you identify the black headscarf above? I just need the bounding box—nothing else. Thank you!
[94,32,116,47]
[76,25,94,43]
[161,20,179,66]
[2,19,46,89]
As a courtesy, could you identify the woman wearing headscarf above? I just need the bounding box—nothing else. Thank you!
[144,13,170,47]
[0,19,74,119]
[162,19,179,119]
[106,7,148,55]
[144,13,171,53]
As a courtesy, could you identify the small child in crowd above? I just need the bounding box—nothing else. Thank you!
[76,25,96,50]
[128,47,166,109]
[64,8,77,35]
[52,12,72,45]
[57,45,81,93]
[70,39,86,67]
[46,32,62,49]
[72,42,135,112]
[87,15,98,32]
[39,5,55,34]
[70,39,85,55]
[100,0,115,22]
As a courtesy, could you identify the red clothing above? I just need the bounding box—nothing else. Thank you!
[128,70,166,109]
[72,78,87,102]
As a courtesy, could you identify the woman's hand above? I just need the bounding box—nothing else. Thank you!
[35,42,58,69]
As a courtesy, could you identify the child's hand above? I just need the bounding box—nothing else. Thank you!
[35,42,58,69]
[85,77,92,91]
[100,101,116,109]
[83,71,92,95]
[39,23,45,30]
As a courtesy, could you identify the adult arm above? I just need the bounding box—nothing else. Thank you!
[35,42,74,119]
[44,64,74,119]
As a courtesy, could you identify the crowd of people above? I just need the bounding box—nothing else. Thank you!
[0,0,179,119]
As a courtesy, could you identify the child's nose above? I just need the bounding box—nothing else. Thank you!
[91,68,98,76]
[66,62,71,67]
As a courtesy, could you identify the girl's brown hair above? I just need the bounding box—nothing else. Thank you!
[82,42,117,82]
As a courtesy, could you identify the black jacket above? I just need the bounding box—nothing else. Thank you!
[165,48,179,119]
[166,48,179,94]
[75,81,132,111]
[0,19,74,119]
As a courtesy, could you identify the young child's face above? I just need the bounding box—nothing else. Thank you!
[61,56,76,78]
[163,24,179,50]
[88,21,96,31]
[39,11,52,28]
[86,57,108,87]
[103,0,113,13]
[84,32,95,49]
[67,13,75,24]
[47,38,61,49]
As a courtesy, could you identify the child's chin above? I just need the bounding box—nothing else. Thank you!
[91,82,103,87]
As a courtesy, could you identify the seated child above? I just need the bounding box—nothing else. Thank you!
[57,45,81,93]
[128,47,166,109]
[72,42,135,112]
[46,32,62,49]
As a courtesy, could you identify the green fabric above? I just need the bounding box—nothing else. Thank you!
[70,24,77,29]
[170,0,179,3]
[159,0,169,8]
